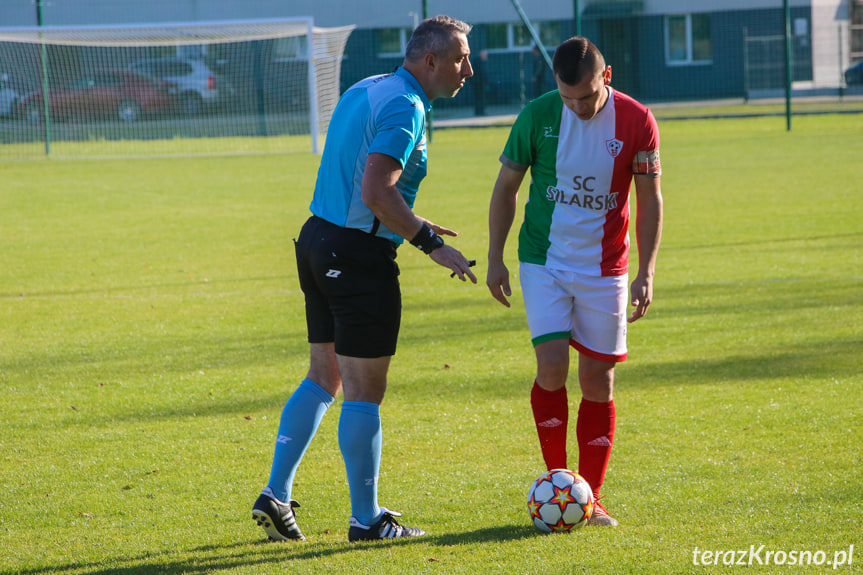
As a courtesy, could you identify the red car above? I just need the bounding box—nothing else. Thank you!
[20,70,178,123]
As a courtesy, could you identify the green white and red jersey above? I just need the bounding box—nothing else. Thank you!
[500,87,661,277]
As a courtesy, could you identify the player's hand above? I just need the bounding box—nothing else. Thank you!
[628,274,653,323]
[430,245,477,283]
[486,260,512,307]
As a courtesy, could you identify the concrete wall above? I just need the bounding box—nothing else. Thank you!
[810,0,850,86]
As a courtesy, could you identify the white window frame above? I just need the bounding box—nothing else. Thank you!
[376,27,411,58]
[538,20,563,49]
[486,22,554,53]
[664,13,712,66]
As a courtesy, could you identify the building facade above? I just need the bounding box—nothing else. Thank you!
[0,0,855,107]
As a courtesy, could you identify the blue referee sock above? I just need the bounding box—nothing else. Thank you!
[339,401,382,526]
[267,378,334,502]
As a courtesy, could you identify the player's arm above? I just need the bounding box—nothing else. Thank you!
[628,173,663,323]
[361,152,477,283]
[486,163,526,307]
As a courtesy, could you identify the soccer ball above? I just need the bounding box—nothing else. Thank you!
[527,469,594,533]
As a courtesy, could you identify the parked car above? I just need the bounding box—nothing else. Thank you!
[127,57,235,115]
[0,73,19,118]
[19,70,178,123]
[845,61,863,86]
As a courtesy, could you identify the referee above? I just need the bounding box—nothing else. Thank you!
[252,15,477,542]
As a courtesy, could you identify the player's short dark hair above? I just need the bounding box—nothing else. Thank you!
[552,37,606,85]
[405,15,472,62]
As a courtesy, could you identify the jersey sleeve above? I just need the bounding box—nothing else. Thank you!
[500,104,534,172]
[368,94,424,168]
[632,108,661,176]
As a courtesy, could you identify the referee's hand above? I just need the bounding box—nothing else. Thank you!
[430,245,477,283]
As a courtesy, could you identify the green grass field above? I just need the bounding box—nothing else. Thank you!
[1,114,861,574]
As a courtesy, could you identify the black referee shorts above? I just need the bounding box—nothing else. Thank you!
[295,215,401,358]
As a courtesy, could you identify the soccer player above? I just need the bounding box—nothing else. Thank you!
[252,15,477,542]
[486,37,663,527]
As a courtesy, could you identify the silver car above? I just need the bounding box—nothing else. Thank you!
[0,73,19,118]
[128,57,234,115]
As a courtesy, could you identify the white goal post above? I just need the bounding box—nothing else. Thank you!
[0,18,354,158]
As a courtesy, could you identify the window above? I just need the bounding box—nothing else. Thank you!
[666,13,711,65]
[486,23,509,50]
[484,21,563,52]
[94,73,124,87]
[539,21,563,48]
[376,27,411,57]
[512,24,533,49]
[68,77,94,89]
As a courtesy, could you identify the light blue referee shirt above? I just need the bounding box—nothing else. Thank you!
[309,67,431,244]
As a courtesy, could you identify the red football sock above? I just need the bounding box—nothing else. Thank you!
[530,381,568,470]
[576,398,616,498]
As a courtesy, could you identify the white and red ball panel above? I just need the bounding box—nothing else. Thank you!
[527,469,594,533]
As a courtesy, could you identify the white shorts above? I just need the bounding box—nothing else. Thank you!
[519,262,628,363]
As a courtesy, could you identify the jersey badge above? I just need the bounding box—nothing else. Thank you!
[606,138,623,158]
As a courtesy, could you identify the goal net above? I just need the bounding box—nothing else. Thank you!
[0,18,354,159]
